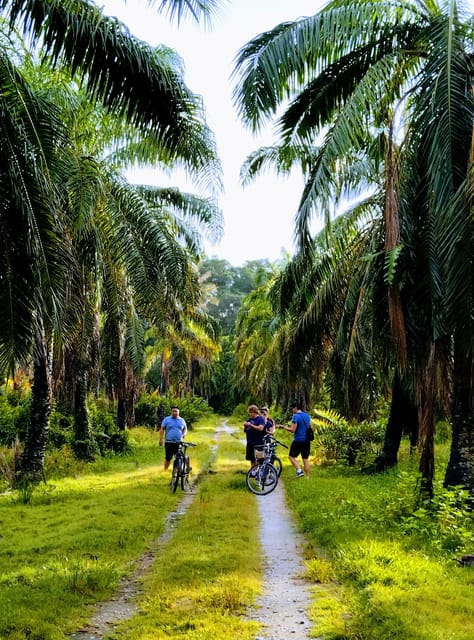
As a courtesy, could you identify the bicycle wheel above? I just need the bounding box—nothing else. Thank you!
[180,456,192,491]
[170,457,180,493]
[246,462,279,495]
[271,455,283,477]
[181,472,192,492]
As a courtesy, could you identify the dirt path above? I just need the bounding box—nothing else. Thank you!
[70,489,198,640]
[247,480,314,640]
[70,423,315,640]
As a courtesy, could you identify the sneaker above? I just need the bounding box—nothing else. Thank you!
[295,469,305,479]
[250,468,258,478]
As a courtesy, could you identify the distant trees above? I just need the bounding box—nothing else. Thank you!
[197,257,276,412]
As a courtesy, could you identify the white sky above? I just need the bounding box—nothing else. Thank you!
[100,1,474,265]
[100,0,325,265]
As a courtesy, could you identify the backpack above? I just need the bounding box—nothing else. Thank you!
[306,424,315,442]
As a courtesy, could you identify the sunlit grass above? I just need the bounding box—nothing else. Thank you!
[2,421,471,640]
[284,438,474,639]
[111,429,262,640]
[0,425,215,639]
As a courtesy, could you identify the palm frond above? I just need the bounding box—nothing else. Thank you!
[2,0,221,173]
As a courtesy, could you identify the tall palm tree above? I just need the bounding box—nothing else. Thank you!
[0,0,224,476]
[40,68,222,452]
[233,0,474,495]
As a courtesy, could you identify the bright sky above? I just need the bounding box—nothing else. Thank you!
[100,1,474,265]
[100,0,325,266]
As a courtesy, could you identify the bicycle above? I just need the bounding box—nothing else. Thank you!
[168,441,196,493]
[246,443,279,495]
[263,433,288,477]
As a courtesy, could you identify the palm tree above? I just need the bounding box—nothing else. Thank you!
[233,0,474,495]
[41,70,222,452]
[0,0,224,476]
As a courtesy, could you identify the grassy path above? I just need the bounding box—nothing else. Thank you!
[0,419,268,639]
[105,421,264,639]
[3,416,473,639]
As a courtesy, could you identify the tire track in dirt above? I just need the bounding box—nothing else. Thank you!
[69,431,221,640]
[69,486,198,640]
[246,480,315,640]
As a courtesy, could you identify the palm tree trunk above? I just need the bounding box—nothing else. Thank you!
[444,333,474,492]
[117,355,136,430]
[415,343,438,498]
[373,371,418,471]
[72,360,97,460]
[20,321,51,480]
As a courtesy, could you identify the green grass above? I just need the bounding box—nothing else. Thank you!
[0,425,216,639]
[2,421,474,640]
[284,440,474,639]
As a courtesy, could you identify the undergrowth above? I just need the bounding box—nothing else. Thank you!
[284,439,474,639]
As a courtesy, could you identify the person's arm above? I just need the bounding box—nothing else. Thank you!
[159,424,165,445]
[277,421,297,433]
[267,419,276,434]
[244,418,265,431]
[181,419,188,439]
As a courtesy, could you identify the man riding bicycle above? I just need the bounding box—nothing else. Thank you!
[159,406,188,471]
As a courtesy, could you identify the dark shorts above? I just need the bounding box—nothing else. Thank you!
[289,440,310,459]
[164,441,180,462]
[246,442,263,462]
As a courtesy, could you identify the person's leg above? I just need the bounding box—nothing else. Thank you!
[246,443,257,472]
[164,442,177,470]
[289,442,304,475]
[301,442,311,476]
[302,456,310,476]
[288,454,300,470]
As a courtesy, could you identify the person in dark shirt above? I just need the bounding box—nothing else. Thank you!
[243,404,265,473]
[261,406,275,434]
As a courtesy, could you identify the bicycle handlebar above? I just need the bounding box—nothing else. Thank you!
[263,434,288,448]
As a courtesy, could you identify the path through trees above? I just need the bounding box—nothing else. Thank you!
[70,422,315,639]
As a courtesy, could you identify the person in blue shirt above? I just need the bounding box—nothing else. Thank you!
[159,405,187,471]
[278,401,311,478]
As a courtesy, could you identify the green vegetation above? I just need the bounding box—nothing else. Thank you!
[284,440,474,640]
[1,416,474,639]
[0,427,205,638]
[0,0,473,637]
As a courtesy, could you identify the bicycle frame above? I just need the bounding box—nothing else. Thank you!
[262,434,288,477]
[168,441,196,493]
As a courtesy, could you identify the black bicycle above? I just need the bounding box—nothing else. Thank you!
[246,443,279,495]
[169,441,196,493]
[263,433,288,477]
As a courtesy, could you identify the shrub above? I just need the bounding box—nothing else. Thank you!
[435,419,451,444]
[313,409,385,466]
[0,395,30,445]
[88,403,132,455]
[48,410,73,448]
[230,403,249,424]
